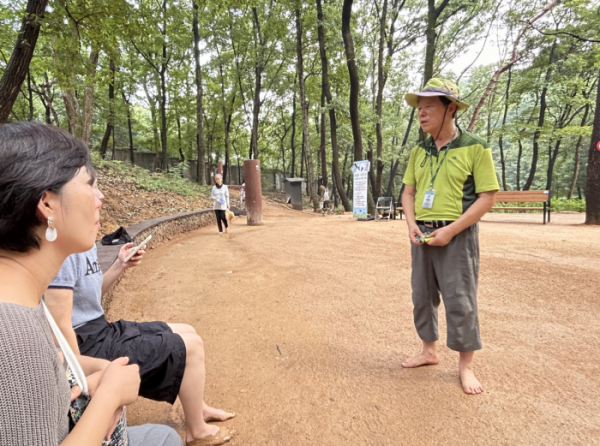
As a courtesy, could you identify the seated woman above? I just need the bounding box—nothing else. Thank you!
[0,122,182,446]
[45,203,235,446]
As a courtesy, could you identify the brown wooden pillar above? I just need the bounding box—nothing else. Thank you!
[217,161,223,176]
[243,159,263,225]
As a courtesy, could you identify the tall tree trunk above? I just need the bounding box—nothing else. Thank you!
[61,50,98,143]
[158,2,169,171]
[122,91,135,164]
[159,68,168,170]
[385,107,415,197]
[176,116,184,161]
[27,71,34,120]
[568,103,590,199]
[373,0,388,203]
[251,64,262,159]
[524,41,557,191]
[291,87,297,176]
[516,139,523,191]
[100,59,115,159]
[249,7,265,160]
[296,7,319,210]
[585,68,600,224]
[423,0,450,84]
[319,91,327,186]
[81,51,99,146]
[193,0,206,183]
[498,69,511,190]
[316,0,351,210]
[142,76,159,155]
[342,0,363,163]
[545,137,562,191]
[0,0,48,122]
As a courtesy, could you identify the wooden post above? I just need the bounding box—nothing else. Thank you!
[243,159,263,225]
[218,161,223,176]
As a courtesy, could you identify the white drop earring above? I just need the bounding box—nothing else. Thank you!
[45,217,57,242]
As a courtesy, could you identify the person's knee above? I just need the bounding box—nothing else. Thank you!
[180,333,205,363]
[179,323,197,334]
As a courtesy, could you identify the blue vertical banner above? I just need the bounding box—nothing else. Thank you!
[351,160,370,219]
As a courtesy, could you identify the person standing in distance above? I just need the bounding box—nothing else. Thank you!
[401,78,499,395]
[212,174,230,236]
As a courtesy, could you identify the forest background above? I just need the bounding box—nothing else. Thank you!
[1,0,599,221]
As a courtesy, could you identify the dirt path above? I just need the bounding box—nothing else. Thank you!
[108,206,600,446]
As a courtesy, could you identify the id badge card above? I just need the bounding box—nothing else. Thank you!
[422,189,436,209]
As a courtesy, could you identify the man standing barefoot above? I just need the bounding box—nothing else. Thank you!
[400,78,498,395]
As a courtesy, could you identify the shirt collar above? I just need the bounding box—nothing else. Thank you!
[420,126,463,155]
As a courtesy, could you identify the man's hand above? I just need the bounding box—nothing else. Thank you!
[117,243,145,269]
[427,226,456,247]
[408,223,425,245]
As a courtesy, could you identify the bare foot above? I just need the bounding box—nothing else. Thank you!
[459,366,483,395]
[203,405,235,422]
[186,424,220,444]
[401,351,439,368]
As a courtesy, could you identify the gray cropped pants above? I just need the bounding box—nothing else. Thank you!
[410,223,481,352]
[128,424,183,446]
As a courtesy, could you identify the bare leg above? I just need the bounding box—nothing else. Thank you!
[177,333,220,442]
[168,324,234,423]
[459,351,483,395]
[168,323,196,335]
[401,340,440,368]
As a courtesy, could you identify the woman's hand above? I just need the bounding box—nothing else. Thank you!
[97,357,140,408]
[116,243,145,269]
[105,407,124,440]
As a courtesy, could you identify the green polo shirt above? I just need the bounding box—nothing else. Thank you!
[402,130,499,221]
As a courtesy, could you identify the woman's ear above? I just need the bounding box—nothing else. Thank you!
[36,190,59,223]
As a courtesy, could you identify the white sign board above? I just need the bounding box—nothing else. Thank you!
[352,160,370,219]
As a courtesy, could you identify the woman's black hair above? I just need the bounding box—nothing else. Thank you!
[0,122,94,253]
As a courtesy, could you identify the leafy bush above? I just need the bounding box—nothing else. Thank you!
[551,198,585,213]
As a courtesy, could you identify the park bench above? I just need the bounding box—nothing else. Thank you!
[491,190,552,224]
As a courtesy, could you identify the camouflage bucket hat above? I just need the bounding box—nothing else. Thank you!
[405,78,469,111]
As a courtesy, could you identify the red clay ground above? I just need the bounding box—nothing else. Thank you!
[107,207,600,446]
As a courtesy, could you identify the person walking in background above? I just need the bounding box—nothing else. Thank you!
[401,78,498,395]
[239,183,245,207]
[320,184,331,215]
[212,174,230,236]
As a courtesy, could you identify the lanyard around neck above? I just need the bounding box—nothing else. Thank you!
[428,128,458,190]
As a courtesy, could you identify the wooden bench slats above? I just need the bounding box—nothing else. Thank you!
[495,191,550,203]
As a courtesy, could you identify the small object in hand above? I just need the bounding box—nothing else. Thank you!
[416,234,434,244]
[124,235,152,262]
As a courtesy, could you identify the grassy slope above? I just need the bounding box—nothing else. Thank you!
[95,157,217,240]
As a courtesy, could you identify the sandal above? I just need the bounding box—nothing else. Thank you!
[187,426,235,446]
[204,411,236,423]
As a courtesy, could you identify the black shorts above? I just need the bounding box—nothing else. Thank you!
[75,315,186,404]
